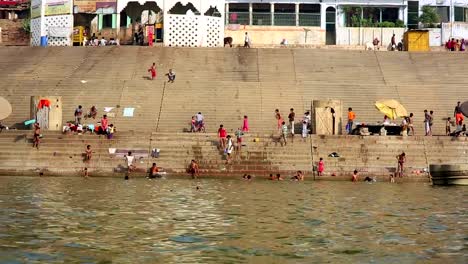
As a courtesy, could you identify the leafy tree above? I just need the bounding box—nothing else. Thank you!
[22,19,30,33]
[419,5,440,27]
[395,19,405,28]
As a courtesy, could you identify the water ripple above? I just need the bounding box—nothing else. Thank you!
[0,177,466,263]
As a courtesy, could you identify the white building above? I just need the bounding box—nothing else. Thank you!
[30,0,225,47]
[29,0,468,46]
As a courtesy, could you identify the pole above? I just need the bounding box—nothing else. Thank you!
[451,0,454,38]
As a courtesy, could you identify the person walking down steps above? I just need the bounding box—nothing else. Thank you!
[244,32,251,48]
[148,63,157,80]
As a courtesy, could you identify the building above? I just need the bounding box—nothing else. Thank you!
[0,0,28,19]
[29,0,468,47]
[30,0,225,47]
[226,0,409,45]
[225,1,468,45]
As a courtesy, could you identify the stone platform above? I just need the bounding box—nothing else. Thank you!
[0,47,467,181]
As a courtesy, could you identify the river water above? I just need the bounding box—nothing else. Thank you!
[0,177,466,263]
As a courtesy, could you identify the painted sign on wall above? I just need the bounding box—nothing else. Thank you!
[31,3,41,18]
[45,0,71,16]
[73,0,117,14]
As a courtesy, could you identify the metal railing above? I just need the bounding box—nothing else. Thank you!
[274,13,296,26]
[227,12,249,25]
[227,12,321,27]
[252,12,271,25]
[299,13,320,27]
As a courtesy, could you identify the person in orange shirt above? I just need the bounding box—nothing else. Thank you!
[347,108,356,135]
[455,111,464,126]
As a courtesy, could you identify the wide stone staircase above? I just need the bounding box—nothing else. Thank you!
[0,129,312,178]
[0,47,467,180]
[311,134,468,181]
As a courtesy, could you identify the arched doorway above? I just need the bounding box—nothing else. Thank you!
[325,7,336,45]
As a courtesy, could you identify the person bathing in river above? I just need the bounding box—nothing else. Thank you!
[124,151,136,173]
[291,171,304,181]
[317,157,324,176]
[148,163,162,179]
[242,174,252,180]
[187,160,199,179]
[352,170,359,182]
[396,152,406,177]
[276,173,284,181]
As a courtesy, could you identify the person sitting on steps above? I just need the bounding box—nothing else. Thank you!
[166,69,176,83]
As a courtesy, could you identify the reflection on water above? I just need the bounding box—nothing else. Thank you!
[0,177,466,263]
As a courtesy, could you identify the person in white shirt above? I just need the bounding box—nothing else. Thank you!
[125,151,135,172]
[401,117,408,136]
[244,32,250,48]
[195,112,204,126]
[303,111,311,125]
[166,69,176,83]
[302,120,308,141]
[100,37,107,46]
[225,135,234,163]
[383,115,390,125]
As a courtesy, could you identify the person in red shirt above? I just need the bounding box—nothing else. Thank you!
[100,115,108,135]
[218,124,227,150]
[455,112,464,126]
[148,62,156,80]
[450,38,456,51]
[446,40,452,51]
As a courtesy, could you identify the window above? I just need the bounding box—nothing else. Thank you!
[454,6,467,22]
[102,14,113,28]
[252,3,271,25]
[299,4,320,27]
[435,6,449,22]
[274,4,295,26]
[120,12,128,27]
[228,3,249,25]
[407,1,419,29]
[382,8,399,23]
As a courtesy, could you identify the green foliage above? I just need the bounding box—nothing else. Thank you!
[21,19,30,34]
[377,21,395,28]
[347,7,404,28]
[395,19,405,28]
[419,5,440,27]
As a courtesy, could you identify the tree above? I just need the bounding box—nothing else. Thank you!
[22,18,30,34]
[419,5,440,27]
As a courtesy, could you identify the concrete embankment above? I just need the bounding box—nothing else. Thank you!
[0,47,467,181]
[0,130,466,182]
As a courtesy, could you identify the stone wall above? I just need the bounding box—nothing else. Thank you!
[0,19,29,46]
[336,27,405,47]
[225,25,325,46]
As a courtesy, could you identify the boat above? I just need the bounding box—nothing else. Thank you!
[429,164,468,185]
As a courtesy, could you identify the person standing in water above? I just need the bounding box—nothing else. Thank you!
[187,160,199,179]
[396,152,406,177]
[352,170,359,182]
[317,157,324,176]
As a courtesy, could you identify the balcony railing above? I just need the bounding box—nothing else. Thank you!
[227,12,321,27]
[274,13,296,26]
[227,12,249,25]
[299,13,321,27]
[252,12,271,26]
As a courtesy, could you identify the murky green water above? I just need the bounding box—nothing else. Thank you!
[0,177,466,264]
